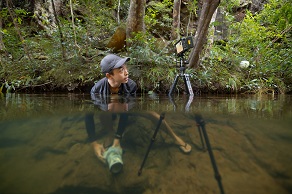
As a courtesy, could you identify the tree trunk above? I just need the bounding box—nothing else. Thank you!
[51,0,66,60]
[188,0,220,69]
[69,0,80,54]
[202,7,218,60]
[126,0,146,46]
[33,0,62,36]
[117,0,121,24]
[171,0,181,40]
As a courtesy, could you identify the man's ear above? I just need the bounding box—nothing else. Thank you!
[105,73,111,79]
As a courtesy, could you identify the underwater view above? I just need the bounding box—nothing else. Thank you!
[0,93,291,194]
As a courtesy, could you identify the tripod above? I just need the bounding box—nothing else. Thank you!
[168,54,194,96]
[138,112,165,176]
[138,112,225,194]
[195,114,225,194]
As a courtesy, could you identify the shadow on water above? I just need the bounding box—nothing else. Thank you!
[0,93,291,194]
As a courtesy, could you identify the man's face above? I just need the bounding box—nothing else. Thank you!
[108,65,129,84]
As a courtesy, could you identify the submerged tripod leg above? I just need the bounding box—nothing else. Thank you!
[195,114,225,194]
[138,112,165,176]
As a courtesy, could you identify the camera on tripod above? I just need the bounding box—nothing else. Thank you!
[175,36,194,56]
[169,36,194,96]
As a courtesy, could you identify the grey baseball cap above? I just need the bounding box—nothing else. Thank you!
[100,54,130,74]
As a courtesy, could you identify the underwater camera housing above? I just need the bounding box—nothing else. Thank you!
[175,36,194,56]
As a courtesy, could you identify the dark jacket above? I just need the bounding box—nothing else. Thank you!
[90,77,137,95]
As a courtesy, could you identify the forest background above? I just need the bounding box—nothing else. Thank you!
[0,0,291,95]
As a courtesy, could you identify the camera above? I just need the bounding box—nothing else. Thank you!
[175,36,194,56]
[103,146,123,174]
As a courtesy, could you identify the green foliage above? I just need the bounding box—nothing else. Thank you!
[1,7,30,26]
[127,32,175,92]
[220,0,242,12]
[0,0,291,94]
[187,0,198,16]
[14,8,30,24]
[0,0,125,92]
[145,0,173,38]
[0,8,11,27]
[203,0,292,94]
[260,0,292,30]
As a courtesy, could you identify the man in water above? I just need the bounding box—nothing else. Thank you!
[85,54,191,172]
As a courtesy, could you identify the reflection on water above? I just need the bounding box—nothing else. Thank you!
[0,93,291,121]
[0,93,291,194]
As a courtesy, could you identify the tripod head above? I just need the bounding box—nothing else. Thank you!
[176,53,189,74]
[174,37,194,74]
